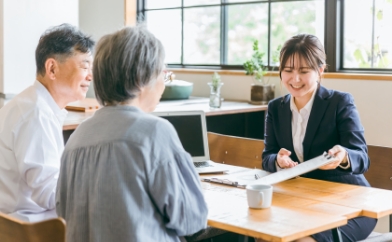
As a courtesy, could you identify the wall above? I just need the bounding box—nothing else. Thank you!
[79,0,125,98]
[0,0,78,98]
[79,0,124,41]
[174,72,392,148]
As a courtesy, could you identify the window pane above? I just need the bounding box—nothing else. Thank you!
[184,0,220,7]
[270,1,324,66]
[344,0,392,69]
[183,7,220,64]
[227,3,268,65]
[146,0,181,9]
[146,10,182,64]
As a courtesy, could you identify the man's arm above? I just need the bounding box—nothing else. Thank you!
[13,113,62,210]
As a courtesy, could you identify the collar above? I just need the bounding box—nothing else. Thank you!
[290,86,317,113]
[34,80,68,120]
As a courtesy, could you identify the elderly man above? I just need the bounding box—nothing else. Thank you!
[0,23,94,222]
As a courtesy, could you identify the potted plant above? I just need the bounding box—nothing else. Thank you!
[243,40,275,105]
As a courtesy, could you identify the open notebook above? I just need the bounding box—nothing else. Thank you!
[153,110,229,174]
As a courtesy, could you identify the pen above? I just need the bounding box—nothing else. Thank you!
[203,178,239,187]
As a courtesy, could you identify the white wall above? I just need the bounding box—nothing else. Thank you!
[79,0,125,98]
[174,72,392,148]
[79,0,124,41]
[0,0,78,96]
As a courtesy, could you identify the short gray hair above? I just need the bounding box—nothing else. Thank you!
[93,24,165,106]
[36,23,94,76]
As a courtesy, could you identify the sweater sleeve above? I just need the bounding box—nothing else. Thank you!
[147,120,208,236]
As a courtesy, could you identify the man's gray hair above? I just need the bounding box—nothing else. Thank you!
[36,23,94,76]
[93,24,165,106]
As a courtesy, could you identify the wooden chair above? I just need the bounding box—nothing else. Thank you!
[365,145,392,190]
[207,131,264,169]
[0,213,66,242]
[361,145,392,240]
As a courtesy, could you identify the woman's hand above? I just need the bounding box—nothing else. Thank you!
[319,145,348,170]
[276,148,298,169]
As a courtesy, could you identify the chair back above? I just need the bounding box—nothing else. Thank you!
[365,145,392,190]
[0,213,66,242]
[207,132,264,169]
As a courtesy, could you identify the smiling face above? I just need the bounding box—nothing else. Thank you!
[51,51,93,106]
[281,54,324,106]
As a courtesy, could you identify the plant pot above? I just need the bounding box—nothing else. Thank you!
[250,84,275,105]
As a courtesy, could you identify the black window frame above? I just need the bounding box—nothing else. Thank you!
[137,0,392,74]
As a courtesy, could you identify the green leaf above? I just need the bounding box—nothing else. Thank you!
[377,10,383,21]
[353,49,365,63]
[243,40,269,84]
[212,72,221,86]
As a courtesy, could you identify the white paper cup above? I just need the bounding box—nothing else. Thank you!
[246,184,273,209]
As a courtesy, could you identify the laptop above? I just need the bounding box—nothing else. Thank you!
[153,110,229,174]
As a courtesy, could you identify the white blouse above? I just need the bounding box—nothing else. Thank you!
[276,89,350,169]
[0,81,67,222]
[290,90,317,163]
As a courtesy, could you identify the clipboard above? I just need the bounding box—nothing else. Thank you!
[249,152,335,186]
[201,169,271,188]
[201,152,335,188]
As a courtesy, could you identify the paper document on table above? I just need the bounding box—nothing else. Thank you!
[201,169,271,188]
[249,152,335,186]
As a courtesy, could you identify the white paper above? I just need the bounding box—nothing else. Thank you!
[249,152,335,186]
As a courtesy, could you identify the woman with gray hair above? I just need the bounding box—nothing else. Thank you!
[56,25,208,242]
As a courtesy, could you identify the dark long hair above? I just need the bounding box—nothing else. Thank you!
[279,34,326,80]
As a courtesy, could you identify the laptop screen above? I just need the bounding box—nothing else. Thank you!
[159,115,205,157]
[153,111,210,161]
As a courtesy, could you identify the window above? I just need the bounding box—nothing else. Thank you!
[342,0,392,71]
[138,0,392,73]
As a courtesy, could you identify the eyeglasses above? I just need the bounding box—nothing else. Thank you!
[163,71,175,83]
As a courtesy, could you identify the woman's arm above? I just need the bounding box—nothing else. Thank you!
[335,93,369,174]
[262,102,280,172]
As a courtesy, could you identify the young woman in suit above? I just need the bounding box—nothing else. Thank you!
[262,34,377,242]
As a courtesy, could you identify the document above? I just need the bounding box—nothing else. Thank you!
[249,152,335,186]
[201,152,335,188]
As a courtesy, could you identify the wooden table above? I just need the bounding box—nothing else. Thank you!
[273,178,392,219]
[201,167,392,241]
[202,182,356,241]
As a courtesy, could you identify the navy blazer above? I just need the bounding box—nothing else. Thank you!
[262,85,371,187]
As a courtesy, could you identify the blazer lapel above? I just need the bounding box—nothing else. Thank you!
[278,95,298,161]
[303,86,331,160]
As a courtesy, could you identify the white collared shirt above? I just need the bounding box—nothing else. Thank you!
[0,80,67,222]
[290,89,317,163]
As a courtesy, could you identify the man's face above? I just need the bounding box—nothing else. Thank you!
[55,51,93,102]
